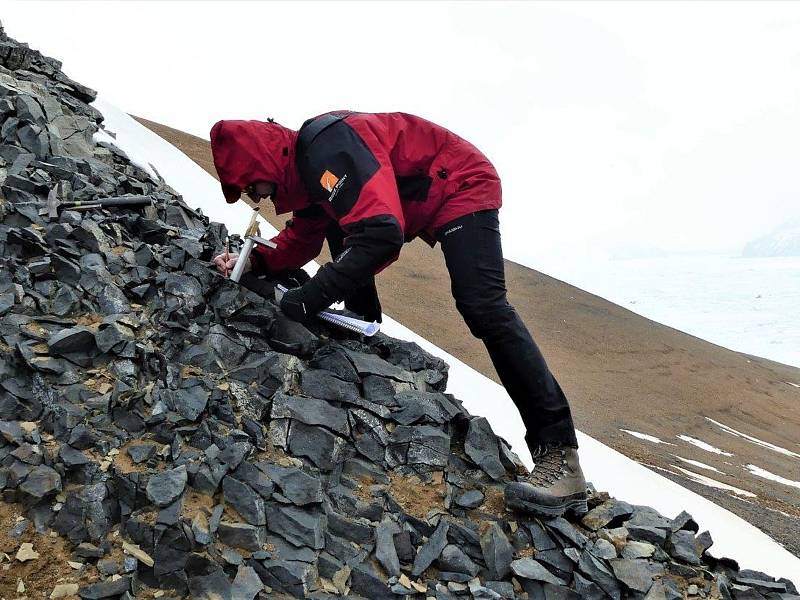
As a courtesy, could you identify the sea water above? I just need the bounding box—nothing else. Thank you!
[537,255,800,369]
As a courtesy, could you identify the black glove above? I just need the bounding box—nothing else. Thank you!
[274,268,311,289]
[279,278,331,323]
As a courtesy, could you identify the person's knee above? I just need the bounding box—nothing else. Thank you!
[456,297,514,338]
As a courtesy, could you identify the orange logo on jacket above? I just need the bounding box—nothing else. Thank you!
[320,170,339,192]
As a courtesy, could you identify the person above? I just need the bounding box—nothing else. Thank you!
[210,111,587,517]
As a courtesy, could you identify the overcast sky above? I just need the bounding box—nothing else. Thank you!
[4,1,800,266]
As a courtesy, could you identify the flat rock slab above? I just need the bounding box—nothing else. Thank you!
[610,558,665,594]
[511,557,567,585]
[145,465,187,508]
[217,522,266,551]
[78,576,130,599]
[263,464,323,506]
[271,391,349,436]
[47,326,96,355]
[481,523,514,580]
[412,519,449,577]
[345,349,415,383]
[582,499,634,531]
[19,465,61,499]
[266,503,326,550]
[223,476,266,526]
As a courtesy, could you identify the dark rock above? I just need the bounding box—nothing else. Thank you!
[695,530,713,556]
[252,559,316,598]
[173,384,210,422]
[78,577,131,599]
[309,345,360,382]
[610,558,665,593]
[127,444,157,464]
[375,517,401,577]
[0,420,25,444]
[578,551,622,600]
[667,530,701,565]
[536,548,576,575]
[217,522,266,551]
[96,557,119,576]
[464,417,505,479]
[438,544,480,577]
[510,558,567,585]
[670,510,699,533]
[145,465,187,507]
[388,424,450,468]
[349,560,392,598]
[271,391,349,436]
[287,421,345,471]
[47,326,96,355]
[266,503,326,549]
[582,499,634,531]
[454,489,484,509]
[269,316,318,356]
[232,461,274,499]
[734,577,788,594]
[480,522,513,580]
[300,368,360,403]
[628,523,668,546]
[546,517,588,548]
[59,444,91,468]
[187,571,231,600]
[223,476,266,526]
[412,518,449,577]
[218,441,252,470]
[19,464,61,499]
[263,464,322,506]
[326,510,374,545]
[232,565,264,600]
[589,538,617,559]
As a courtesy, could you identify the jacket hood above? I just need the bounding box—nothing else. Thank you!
[209,119,309,214]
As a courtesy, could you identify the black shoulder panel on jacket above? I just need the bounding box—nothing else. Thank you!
[296,117,380,219]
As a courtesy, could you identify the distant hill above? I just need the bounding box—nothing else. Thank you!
[743,219,800,257]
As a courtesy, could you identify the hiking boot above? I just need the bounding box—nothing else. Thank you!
[504,444,588,518]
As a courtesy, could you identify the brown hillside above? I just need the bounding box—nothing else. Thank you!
[134,115,800,556]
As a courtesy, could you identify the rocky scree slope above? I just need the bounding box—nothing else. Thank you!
[0,24,797,600]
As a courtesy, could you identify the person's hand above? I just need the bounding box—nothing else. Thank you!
[213,252,239,277]
[279,278,331,323]
[279,287,309,322]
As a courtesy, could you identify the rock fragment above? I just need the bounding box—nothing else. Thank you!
[145,465,187,507]
[15,542,39,562]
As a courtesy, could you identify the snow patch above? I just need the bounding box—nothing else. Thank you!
[669,466,757,498]
[706,417,800,459]
[95,96,800,579]
[676,434,734,456]
[674,456,725,474]
[746,464,800,490]
[621,429,673,444]
[784,381,800,389]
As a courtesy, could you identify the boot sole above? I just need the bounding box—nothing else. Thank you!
[508,494,588,519]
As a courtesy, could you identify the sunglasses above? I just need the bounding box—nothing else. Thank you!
[242,183,273,203]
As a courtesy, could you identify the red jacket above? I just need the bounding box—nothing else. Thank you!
[210,112,502,278]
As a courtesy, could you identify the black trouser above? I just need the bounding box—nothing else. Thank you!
[326,223,383,323]
[436,209,578,449]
